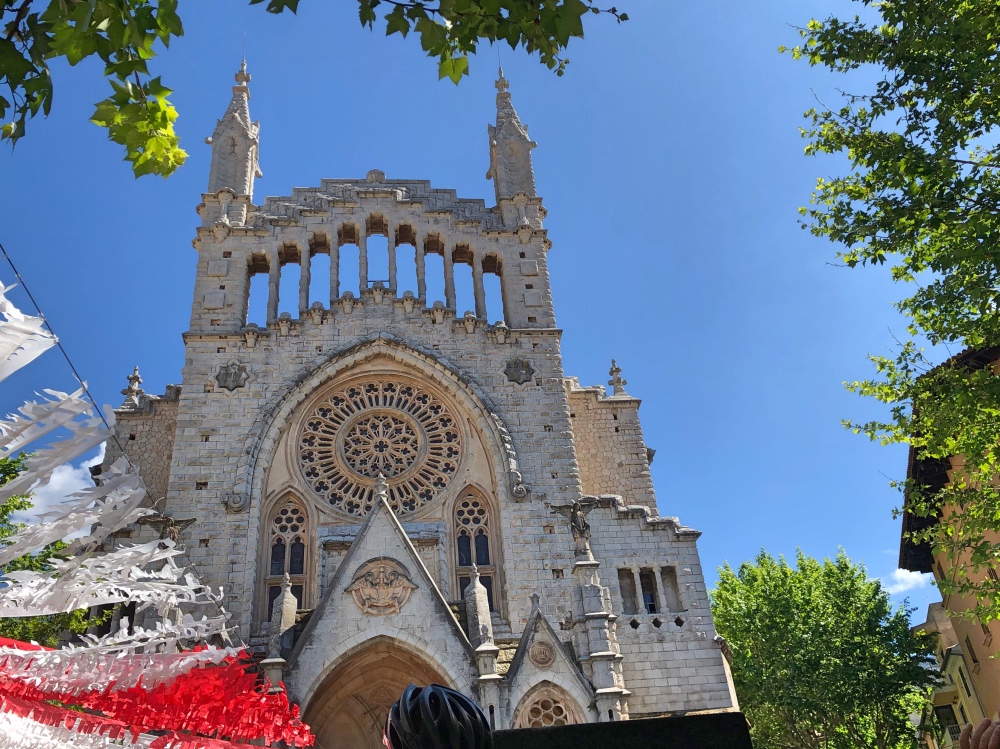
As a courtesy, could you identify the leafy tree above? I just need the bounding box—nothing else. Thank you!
[711,550,937,749]
[783,1,1000,621]
[1,0,627,177]
[0,454,98,646]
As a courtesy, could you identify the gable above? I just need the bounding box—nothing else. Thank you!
[286,494,475,705]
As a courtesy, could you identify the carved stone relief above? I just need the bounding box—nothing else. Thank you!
[346,557,418,616]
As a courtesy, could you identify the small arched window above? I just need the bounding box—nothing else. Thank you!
[455,493,496,611]
[265,499,309,619]
[514,684,584,728]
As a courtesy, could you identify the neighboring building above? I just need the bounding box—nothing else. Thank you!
[101,62,738,749]
[913,604,986,748]
[900,348,1000,732]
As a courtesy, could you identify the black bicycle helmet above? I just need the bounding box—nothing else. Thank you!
[383,683,493,749]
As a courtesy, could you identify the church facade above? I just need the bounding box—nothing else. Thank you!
[103,63,738,749]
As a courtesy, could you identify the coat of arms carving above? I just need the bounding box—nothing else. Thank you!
[504,359,535,385]
[216,362,249,392]
[346,557,418,616]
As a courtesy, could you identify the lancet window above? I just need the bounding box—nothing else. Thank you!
[454,492,496,611]
[265,498,310,619]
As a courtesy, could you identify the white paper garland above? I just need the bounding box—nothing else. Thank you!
[0,285,57,383]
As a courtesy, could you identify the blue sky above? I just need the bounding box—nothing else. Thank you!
[0,0,938,614]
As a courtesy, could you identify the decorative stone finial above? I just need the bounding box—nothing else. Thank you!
[608,358,628,396]
[375,472,389,501]
[235,58,251,86]
[495,67,509,94]
[530,592,541,612]
[120,365,144,406]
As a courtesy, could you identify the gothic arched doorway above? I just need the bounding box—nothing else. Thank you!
[303,638,453,749]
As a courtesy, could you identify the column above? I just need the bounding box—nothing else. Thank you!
[298,244,311,314]
[654,565,669,615]
[416,236,427,300]
[631,568,644,614]
[443,237,456,310]
[267,251,280,322]
[330,240,340,303]
[472,251,487,319]
[387,224,397,293]
[358,224,368,291]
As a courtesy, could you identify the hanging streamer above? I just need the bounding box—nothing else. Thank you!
[0,540,220,617]
[0,458,152,565]
[0,284,57,382]
[0,386,94,456]
[0,411,112,502]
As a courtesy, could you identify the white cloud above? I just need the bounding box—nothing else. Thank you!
[882,568,933,595]
[12,443,106,527]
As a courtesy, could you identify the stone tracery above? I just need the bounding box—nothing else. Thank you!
[298,379,461,516]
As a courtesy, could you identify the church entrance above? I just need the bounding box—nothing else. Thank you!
[303,638,452,749]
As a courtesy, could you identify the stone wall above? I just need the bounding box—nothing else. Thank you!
[566,379,657,510]
[102,387,180,504]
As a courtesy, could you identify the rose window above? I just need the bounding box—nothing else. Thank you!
[298,380,462,516]
[343,414,419,478]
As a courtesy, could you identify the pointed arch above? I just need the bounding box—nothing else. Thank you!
[513,681,586,728]
[258,492,315,623]
[451,486,503,614]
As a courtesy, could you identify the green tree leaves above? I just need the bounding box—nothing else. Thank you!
[2,0,625,176]
[787,1,1000,621]
[711,550,938,749]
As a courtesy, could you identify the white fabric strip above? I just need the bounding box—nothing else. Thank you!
[0,540,221,617]
[0,284,57,383]
[0,412,112,502]
[0,386,93,456]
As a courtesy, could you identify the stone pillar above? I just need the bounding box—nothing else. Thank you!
[261,573,297,688]
[631,567,644,613]
[416,237,427,300]
[654,565,669,615]
[359,224,369,291]
[575,558,629,721]
[443,237,456,310]
[465,566,501,726]
[472,253,487,319]
[299,245,311,314]
[266,251,280,322]
[388,224,397,293]
[330,240,340,302]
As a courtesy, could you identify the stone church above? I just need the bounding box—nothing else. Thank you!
[102,62,738,748]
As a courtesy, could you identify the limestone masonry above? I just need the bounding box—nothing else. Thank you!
[101,62,739,749]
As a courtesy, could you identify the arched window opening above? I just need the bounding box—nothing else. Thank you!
[514,685,584,729]
[482,255,505,324]
[264,499,309,620]
[452,247,476,317]
[367,233,390,290]
[246,253,270,326]
[277,245,302,318]
[424,243,446,306]
[338,223,361,298]
[454,493,496,611]
[395,225,419,298]
[308,235,333,309]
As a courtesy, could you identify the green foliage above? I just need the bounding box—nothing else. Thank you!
[0,454,100,646]
[711,550,938,749]
[2,0,626,177]
[785,1,1000,621]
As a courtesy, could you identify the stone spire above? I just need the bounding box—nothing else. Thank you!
[486,67,537,204]
[205,60,262,198]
